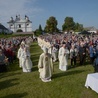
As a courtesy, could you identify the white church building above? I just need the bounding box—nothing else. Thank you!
[7,15,32,33]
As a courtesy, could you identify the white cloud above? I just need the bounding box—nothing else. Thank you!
[0,0,43,27]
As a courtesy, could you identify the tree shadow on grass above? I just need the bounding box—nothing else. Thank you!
[33,60,38,66]
[0,78,19,90]
[31,55,39,66]
[0,92,28,98]
[52,70,85,79]
[32,66,38,72]
[7,61,21,72]
[31,55,39,61]
[0,72,21,79]
[31,54,41,58]
[67,62,91,70]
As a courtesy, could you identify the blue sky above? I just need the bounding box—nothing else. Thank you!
[0,0,98,30]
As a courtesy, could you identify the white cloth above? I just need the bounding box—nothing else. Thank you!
[52,47,58,62]
[85,73,98,93]
[58,47,69,71]
[17,47,24,68]
[21,50,32,72]
[38,53,53,82]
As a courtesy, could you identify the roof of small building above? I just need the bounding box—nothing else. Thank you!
[84,26,98,31]
[0,24,8,30]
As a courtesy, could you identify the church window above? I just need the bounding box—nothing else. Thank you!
[10,24,13,26]
[19,24,21,28]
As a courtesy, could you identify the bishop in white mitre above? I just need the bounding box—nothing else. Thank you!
[38,47,53,82]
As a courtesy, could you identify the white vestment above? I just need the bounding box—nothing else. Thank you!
[38,53,53,82]
[58,47,69,71]
[52,47,58,62]
[17,47,24,68]
[21,50,32,72]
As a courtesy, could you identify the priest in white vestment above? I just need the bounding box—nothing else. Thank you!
[51,45,58,62]
[38,47,53,82]
[58,44,69,71]
[17,44,25,68]
[21,47,32,72]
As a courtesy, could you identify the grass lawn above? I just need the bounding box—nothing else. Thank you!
[0,42,98,98]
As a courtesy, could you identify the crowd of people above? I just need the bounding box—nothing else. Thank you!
[0,36,33,72]
[0,33,98,83]
[37,33,98,82]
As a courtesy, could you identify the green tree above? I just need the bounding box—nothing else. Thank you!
[44,16,59,33]
[39,24,43,32]
[74,23,83,32]
[34,24,43,36]
[62,17,75,32]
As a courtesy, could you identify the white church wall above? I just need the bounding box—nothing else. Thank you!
[26,23,32,32]
[7,16,32,33]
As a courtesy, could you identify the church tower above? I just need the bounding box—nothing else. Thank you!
[7,15,32,33]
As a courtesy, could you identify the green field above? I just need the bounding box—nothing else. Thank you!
[0,42,98,98]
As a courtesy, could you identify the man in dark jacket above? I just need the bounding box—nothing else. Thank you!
[93,46,98,72]
[79,44,86,65]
